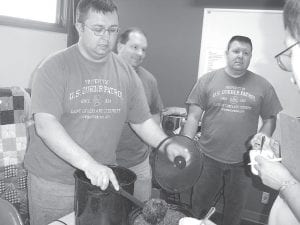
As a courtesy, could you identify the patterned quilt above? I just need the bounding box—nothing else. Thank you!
[0,86,31,225]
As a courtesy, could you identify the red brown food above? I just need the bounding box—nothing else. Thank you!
[134,207,186,225]
[142,198,168,224]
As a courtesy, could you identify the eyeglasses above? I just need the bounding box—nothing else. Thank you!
[83,24,120,36]
[275,41,300,72]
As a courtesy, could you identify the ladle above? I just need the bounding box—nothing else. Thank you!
[109,185,168,224]
[108,184,144,208]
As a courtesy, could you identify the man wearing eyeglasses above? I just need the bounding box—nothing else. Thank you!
[182,35,282,225]
[24,1,190,224]
[253,0,300,224]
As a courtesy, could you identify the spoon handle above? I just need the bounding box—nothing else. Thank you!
[108,184,144,208]
[118,187,145,208]
[205,207,216,219]
[200,207,216,225]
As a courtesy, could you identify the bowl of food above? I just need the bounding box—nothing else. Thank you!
[179,217,216,225]
[128,202,193,225]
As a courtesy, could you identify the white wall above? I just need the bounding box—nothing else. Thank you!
[0,25,67,88]
[198,9,300,118]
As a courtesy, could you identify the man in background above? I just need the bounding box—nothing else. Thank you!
[116,27,163,201]
[182,35,282,225]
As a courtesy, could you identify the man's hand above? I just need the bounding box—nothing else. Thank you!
[82,161,119,191]
[250,132,269,150]
[164,141,191,166]
[254,155,293,190]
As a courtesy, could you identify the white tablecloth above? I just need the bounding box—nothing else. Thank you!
[48,212,75,225]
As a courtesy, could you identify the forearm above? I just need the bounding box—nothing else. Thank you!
[280,181,300,222]
[35,114,97,170]
[255,156,300,221]
[152,113,161,125]
[259,116,277,137]
[130,118,168,148]
[34,113,119,190]
[181,104,203,139]
[131,118,192,164]
[181,117,198,139]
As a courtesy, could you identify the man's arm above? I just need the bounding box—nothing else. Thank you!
[130,118,190,163]
[181,104,204,139]
[259,116,277,137]
[279,179,300,222]
[152,113,161,125]
[255,156,300,222]
[250,116,277,149]
[130,118,168,149]
[34,113,119,190]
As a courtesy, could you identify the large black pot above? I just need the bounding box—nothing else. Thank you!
[74,166,136,225]
[128,203,194,225]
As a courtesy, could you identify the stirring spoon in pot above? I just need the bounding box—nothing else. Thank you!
[116,186,145,208]
[108,184,168,224]
[108,184,144,208]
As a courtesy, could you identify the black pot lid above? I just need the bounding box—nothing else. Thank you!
[153,135,203,193]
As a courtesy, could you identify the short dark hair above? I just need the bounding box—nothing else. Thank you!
[283,0,300,40]
[117,27,147,45]
[76,0,118,23]
[227,35,253,51]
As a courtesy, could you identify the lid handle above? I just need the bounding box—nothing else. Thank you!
[174,156,186,169]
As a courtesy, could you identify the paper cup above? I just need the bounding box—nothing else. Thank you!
[179,217,216,225]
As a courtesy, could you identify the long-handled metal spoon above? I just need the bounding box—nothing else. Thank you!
[109,185,168,224]
[108,184,144,208]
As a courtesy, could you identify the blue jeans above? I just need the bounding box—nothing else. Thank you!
[27,173,74,225]
[192,154,251,225]
[128,156,152,202]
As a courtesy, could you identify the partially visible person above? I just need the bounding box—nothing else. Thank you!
[24,1,190,224]
[116,27,163,202]
[253,0,300,224]
[116,28,187,201]
[182,35,282,225]
[255,157,300,224]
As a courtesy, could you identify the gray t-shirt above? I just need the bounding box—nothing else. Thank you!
[24,44,151,184]
[187,68,282,163]
[116,66,163,168]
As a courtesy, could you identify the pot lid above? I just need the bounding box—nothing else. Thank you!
[153,135,203,193]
